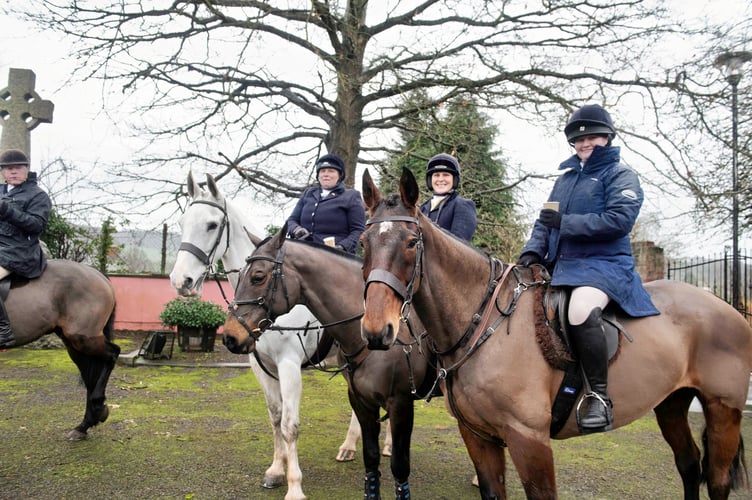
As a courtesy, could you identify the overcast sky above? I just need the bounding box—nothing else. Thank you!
[0,2,749,258]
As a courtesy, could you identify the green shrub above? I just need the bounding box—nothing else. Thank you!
[159,296,226,329]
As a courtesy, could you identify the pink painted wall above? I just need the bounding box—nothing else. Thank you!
[109,275,231,332]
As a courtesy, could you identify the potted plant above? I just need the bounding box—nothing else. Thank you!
[159,296,226,352]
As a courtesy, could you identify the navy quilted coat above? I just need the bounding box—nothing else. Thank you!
[520,145,659,317]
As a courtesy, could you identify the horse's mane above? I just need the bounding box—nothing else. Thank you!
[285,238,364,264]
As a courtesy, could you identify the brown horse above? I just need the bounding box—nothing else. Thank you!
[2,259,120,440]
[222,227,439,500]
[359,167,752,500]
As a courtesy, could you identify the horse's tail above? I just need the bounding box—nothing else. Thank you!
[103,303,116,342]
[701,429,749,490]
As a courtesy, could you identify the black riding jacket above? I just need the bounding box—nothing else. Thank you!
[0,172,51,278]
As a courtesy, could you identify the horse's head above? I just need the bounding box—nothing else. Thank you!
[170,171,230,296]
[223,223,300,354]
[360,168,423,350]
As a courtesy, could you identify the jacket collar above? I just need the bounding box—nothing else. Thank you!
[559,145,620,173]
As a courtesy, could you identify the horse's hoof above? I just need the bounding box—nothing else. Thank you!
[66,429,88,441]
[99,405,110,423]
[262,474,285,489]
[472,474,479,487]
[381,444,392,457]
[336,449,356,462]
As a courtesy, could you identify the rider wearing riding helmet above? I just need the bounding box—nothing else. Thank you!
[0,149,51,348]
[419,153,477,242]
[287,153,366,254]
[517,104,659,433]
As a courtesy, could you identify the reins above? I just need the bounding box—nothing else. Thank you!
[228,241,367,378]
[363,211,549,443]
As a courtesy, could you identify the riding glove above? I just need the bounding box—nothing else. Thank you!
[538,209,562,229]
[517,252,541,267]
[291,227,311,240]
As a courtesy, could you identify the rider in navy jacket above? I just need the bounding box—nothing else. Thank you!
[419,153,477,242]
[518,104,658,434]
[521,146,658,318]
[287,153,366,254]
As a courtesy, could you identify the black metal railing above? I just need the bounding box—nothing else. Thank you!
[666,249,751,323]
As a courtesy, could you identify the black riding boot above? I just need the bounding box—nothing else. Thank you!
[570,307,612,432]
[0,296,14,348]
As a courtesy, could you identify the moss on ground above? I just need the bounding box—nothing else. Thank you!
[0,337,750,499]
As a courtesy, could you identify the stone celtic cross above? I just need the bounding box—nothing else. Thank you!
[0,68,54,158]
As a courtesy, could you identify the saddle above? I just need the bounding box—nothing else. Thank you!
[530,266,632,436]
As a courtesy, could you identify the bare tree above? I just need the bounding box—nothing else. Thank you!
[10,1,749,238]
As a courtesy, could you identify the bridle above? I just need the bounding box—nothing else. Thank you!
[229,244,292,338]
[363,215,424,324]
[178,199,231,272]
[364,209,549,445]
[228,241,364,340]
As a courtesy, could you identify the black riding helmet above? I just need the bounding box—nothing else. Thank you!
[0,149,29,167]
[564,104,616,146]
[315,153,346,182]
[425,153,461,191]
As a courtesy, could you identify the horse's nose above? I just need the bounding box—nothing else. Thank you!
[364,323,393,351]
[222,333,248,354]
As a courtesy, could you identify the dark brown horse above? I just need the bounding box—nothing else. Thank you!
[222,227,439,500]
[359,167,752,499]
[2,259,120,440]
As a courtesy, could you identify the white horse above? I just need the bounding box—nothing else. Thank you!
[169,172,384,500]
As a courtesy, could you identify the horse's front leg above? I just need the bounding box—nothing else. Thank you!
[352,397,382,500]
[249,360,288,491]
[337,410,361,462]
[277,359,306,500]
[457,422,507,499]
[504,426,557,500]
[388,397,414,499]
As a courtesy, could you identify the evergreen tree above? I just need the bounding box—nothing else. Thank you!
[94,216,117,274]
[379,94,525,260]
[41,209,95,262]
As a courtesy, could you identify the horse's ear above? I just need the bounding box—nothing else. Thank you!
[399,167,419,210]
[274,222,288,250]
[206,174,222,200]
[187,170,201,199]
[243,226,264,248]
[362,169,382,213]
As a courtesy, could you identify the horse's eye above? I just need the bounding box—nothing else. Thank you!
[208,222,218,231]
[251,273,266,285]
[407,238,419,249]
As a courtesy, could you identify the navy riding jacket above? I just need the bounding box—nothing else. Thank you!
[419,191,477,242]
[0,172,51,278]
[287,181,366,254]
[520,145,659,317]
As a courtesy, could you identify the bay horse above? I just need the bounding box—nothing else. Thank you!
[359,167,752,499]
[222,224,439,500]
[1,259,120,441]
[169,172,376,500]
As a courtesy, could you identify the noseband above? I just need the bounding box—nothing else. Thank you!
[178,199,230,268]
[364,215,423,321]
